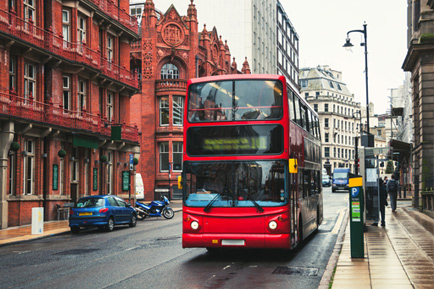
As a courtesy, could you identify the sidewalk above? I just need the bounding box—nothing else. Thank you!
[327,201,434,289]
[0,200,183,247]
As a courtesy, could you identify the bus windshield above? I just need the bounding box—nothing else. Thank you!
[183,160,287,208]
[188,80,283,122]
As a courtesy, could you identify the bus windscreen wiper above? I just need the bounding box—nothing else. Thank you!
[203,193,221,212]
[246,194,264,213]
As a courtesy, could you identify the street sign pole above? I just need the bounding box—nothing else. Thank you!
[129,154,134,204]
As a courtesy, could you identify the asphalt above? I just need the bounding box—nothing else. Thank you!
[1,200,433,289]
[0,200,183,247]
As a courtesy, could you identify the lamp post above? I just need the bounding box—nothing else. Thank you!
[353,110,363,175]
[344,22,372,146]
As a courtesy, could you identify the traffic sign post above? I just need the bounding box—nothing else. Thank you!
[349,175,365,258]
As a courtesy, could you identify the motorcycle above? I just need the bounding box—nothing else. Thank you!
[135,196,174,220]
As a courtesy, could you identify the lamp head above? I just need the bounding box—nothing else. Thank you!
[343,38,354,51]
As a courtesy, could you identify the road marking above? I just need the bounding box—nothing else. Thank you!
[332,208,346,235]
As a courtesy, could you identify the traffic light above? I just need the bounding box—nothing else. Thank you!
[354,158,360,175]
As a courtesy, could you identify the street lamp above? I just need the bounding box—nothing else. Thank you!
[353,110,363,175]
[344,22,373,147]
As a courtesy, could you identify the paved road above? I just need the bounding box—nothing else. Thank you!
[0,187,348,289]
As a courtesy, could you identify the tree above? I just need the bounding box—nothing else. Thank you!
[385,160,394,174]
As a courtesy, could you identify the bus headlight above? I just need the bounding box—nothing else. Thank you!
[268,220,278,230]
[191,221,199,230]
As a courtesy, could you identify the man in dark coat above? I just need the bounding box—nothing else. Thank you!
[387,175,398,212]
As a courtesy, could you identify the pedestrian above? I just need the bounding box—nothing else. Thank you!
[379,178,387,226]
[387,174,398,212]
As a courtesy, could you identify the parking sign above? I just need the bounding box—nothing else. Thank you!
[129,154,134,171]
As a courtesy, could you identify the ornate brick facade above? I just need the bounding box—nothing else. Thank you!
[130,0,250,200]
[0,0,139,228]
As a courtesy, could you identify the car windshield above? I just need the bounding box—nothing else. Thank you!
[76,198,105,208]
[322,176,329,180]
[333,172,348,179]
[183,160,287,208]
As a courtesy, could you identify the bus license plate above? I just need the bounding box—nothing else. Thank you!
[79,212,92,216]
[221,240,245,246]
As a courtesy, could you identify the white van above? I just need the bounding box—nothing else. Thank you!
[135,173,145,200]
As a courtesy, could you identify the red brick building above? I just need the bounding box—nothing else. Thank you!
[0,0,140,228]
[130,0,250,201]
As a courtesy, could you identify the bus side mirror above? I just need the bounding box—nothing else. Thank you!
[289,158,298,174]
[178,175,183,189]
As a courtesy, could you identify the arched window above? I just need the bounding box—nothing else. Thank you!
[161,63,179,79]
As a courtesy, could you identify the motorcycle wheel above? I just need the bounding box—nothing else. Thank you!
[162,208,174,219]
[136,211,146,220]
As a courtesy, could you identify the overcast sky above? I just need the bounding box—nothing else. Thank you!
[282,0,408,115]
[153,0,408,115]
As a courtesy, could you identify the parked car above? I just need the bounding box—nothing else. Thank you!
[69,195,137,233]
[322,175,331,187]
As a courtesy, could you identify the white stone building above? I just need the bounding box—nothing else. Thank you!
[300,65,361,174]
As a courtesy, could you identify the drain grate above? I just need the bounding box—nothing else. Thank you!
[272,266,319,276]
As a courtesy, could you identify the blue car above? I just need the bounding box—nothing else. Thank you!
[69,195,137,233]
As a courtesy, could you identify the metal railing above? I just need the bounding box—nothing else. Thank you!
[0,9,138,88]
[0,92,138,142]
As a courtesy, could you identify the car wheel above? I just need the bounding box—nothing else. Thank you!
[129,214,137,227]
[105,217,115,232]
[71,226,80,234]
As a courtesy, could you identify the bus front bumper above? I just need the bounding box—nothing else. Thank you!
[183,233,291,249]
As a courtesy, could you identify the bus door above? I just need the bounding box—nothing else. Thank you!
[289,171,298,247]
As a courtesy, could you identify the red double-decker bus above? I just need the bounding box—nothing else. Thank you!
[179,74,323,250]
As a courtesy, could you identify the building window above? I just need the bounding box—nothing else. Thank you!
[71,147,79,183]
[325,133,329,143]
[107,35,114,63]
[9,55,16,93]
[24,62,36,100]
[173,96,183,126]
[77,14,86,52]
[62,9,70,46]
[59,153,64,195]
[63,75,70,111]
[130,6,142,24]
[23,139,35,195]
[324,118,329,128]
[24,0,35,22]
[84,149,89,195]
[324,103,329,112]
[78,79,86,111]
[159,142,169,172]
[159,97,169,126]
[329,81,334,88]
[107,91,113,122]
[8,151,16,195]
[333,104,335,112]
[313,104,318,112]
[325,147,330,158]
[173,142,183,171]
[107,151,113,195]
[333,147,336,157]
[161,63,179,79]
